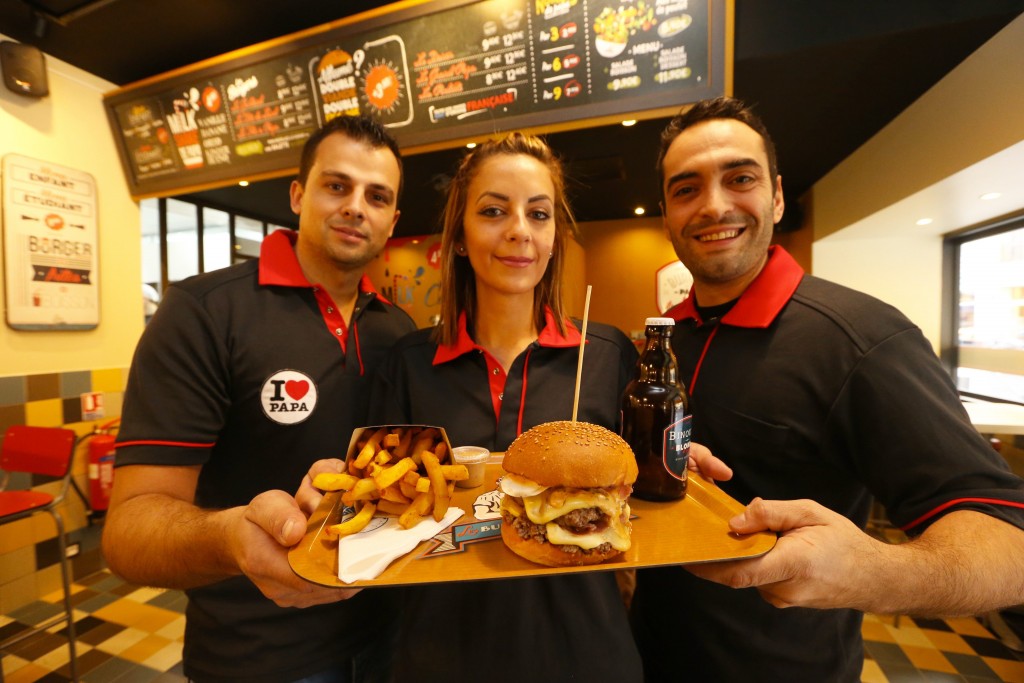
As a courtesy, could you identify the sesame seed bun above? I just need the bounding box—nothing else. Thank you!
[503,420,638,488]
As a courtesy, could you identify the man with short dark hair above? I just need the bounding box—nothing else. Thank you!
[631,96,1024,681]
[104,115,415,683]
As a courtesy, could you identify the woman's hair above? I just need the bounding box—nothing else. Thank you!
[434,132,578,346]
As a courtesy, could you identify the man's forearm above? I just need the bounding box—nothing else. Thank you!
[869,510,1024,617]
[102,493,245,589]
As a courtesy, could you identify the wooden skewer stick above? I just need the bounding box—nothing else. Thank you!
[571,285,593,422]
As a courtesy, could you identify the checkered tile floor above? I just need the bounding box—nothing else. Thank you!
[862,613,1024,682]
[1,570,185,682]
[2,570,1023,682]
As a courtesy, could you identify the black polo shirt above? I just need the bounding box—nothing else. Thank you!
[632,246,1024,682]
[370,308,637,450]
[116,229,416,683]
[369,311,644,682]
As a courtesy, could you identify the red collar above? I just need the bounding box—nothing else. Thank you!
[665,245,804,328]
[257,229,384,299]
[433,307,580,365]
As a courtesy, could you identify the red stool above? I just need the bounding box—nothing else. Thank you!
[0,425,79,681]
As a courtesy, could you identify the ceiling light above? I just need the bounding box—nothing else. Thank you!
[238,180,249,187]
[622,119,637,127]
[466,142,477,149]
[916,217,933,226]
[634,206,645,216]
[979,192,1002,201]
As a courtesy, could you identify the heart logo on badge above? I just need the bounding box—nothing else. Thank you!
[285,380,309,400]
[261,370,318,425]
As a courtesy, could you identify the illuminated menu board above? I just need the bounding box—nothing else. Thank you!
[104,0,726,198]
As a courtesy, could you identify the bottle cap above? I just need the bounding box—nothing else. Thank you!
[645,317,676,326]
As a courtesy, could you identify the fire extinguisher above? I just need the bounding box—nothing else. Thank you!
[88,419,119,514]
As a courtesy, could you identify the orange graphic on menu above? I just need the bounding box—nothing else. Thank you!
[202,86,222,113]
[363,63,400,112]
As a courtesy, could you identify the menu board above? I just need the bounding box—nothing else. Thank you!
[104,0,726,198]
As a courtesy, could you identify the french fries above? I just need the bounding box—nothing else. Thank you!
[329,501,376,536]
[420,451,449,522]
[318,426,467,536]
[311,472,360,491]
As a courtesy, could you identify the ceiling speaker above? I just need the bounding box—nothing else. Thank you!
[1,41,49,98]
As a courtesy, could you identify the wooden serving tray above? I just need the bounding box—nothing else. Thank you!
[289,457,775,587]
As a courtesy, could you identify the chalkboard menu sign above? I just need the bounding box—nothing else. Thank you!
[104,0,727,199]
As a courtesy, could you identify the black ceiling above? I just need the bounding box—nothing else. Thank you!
[2,0,1022,236]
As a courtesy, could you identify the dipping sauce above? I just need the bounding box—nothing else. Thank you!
[451,446,490,488]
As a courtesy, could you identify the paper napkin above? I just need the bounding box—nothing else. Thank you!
[337,507,464,584]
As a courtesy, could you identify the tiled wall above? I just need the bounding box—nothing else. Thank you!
[0,369,128,614]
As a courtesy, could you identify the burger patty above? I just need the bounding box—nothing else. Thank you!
[558,506,607,532]
[501,505,614,556]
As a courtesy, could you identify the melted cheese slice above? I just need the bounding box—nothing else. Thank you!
[546,505,632,551]
[524,489,632,551]
[522,488,620,524]
[502,480,633,552]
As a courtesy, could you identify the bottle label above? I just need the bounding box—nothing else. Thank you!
[663,414,692,481]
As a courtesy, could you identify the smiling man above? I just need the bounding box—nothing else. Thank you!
[630,97,1024,682]
[105,115,415,683]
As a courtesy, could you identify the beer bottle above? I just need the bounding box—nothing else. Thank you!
[621,317,692,501]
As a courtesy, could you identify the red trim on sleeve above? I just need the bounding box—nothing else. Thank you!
[900,497,1024,532]
[116,439,215,449]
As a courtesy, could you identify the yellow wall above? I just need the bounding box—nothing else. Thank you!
[810,14,1024,241]
[809,15,1024,352]
[578,217,677,338]
[1,40,140,613]
[0,37,144,378]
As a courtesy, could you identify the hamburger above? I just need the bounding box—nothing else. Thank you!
[499,421,637,567]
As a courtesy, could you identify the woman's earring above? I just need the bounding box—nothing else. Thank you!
[549,251,554,258]
[456,244,467,255]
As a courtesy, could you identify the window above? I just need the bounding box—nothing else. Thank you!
[140,198,162,293]
[234,215,264,263]
[139,197,295,297]
[203,208,231,272]
[948,217,1024,404]
[166,198,200,282]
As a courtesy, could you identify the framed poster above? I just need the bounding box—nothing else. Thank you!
[2,154,100,330]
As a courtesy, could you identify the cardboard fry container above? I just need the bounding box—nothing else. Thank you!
[344,425,454,471]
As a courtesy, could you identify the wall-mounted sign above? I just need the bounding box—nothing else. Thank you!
[104,0,728,199]
[2,154,100,330]
[656,260,692,314]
